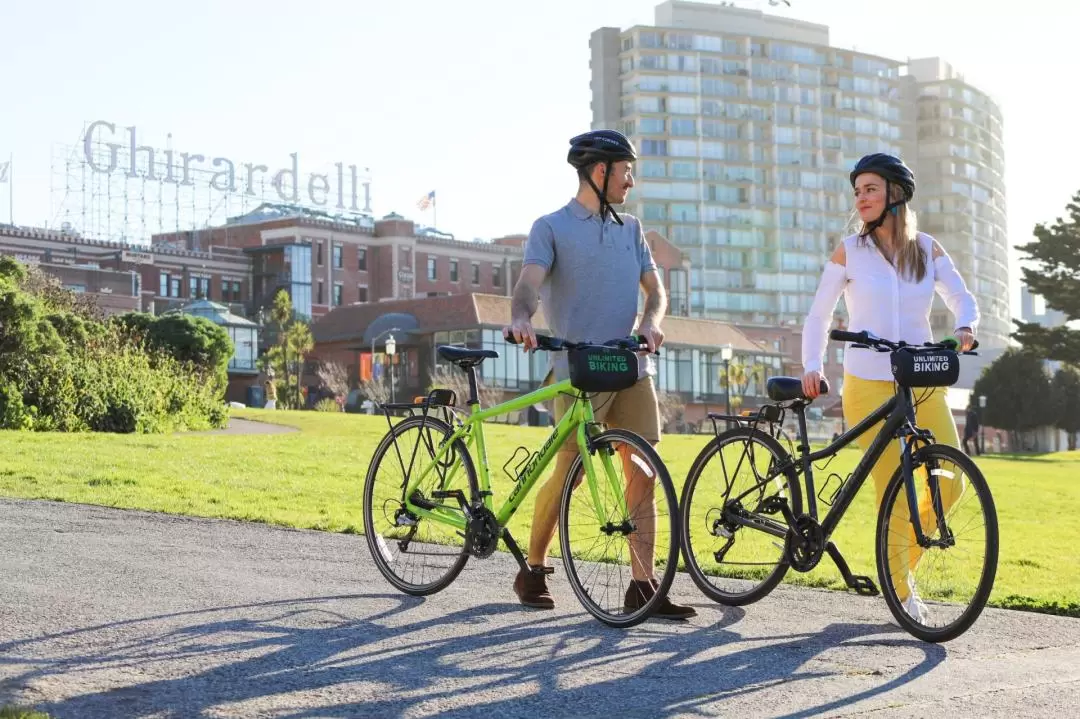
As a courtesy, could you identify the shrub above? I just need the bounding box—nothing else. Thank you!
[314,397,342,412]
[0,259,229,433]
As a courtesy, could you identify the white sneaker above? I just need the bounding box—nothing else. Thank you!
[889,573,929,626]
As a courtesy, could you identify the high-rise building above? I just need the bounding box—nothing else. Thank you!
[907,58,1009,344]
[590,0,1010,347]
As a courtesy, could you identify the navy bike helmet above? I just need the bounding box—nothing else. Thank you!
[567,129,637,225]
[849,153,916,235]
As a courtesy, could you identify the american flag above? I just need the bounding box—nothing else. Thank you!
[417,190,435,210]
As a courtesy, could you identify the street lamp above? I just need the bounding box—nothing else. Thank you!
[385,333,397,404]
[721,343,734,429]
[978,394,987,454]
[370,326,401,406]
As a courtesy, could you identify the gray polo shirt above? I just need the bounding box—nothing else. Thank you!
[522,197,658,382]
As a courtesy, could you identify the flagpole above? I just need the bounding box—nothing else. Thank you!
[6,153,11,226]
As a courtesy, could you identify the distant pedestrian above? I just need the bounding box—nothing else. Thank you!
[264,371,278,410]
[963,407,981,455]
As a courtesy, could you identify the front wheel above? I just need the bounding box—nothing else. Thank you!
[876,443,998,642]
[558,429,681,628]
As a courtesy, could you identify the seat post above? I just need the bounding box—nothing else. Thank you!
[466,365,480,406]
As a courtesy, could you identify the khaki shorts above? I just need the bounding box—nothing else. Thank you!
[547,371,662,454]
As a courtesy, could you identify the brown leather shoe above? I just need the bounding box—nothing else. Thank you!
[624,578,697,620]
[513,565,555,609]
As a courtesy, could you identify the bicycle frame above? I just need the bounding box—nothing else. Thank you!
[730,382,940,547]
[398,377,628,532]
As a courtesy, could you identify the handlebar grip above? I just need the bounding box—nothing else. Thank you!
[634,334,660,355]
[829,329,869,344]
[504,331,551,346]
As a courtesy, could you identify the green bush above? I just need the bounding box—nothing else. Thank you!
[313,397,341,412]
[0,258,229,434]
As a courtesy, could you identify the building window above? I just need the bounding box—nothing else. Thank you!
[472,263,480,285]
[317,280,324,305]
[493,265,503,288]
[357,285,368,303]
[170,277,181,297]
[427,256,437,281]
[358,247,367,271]
[317,241,324,266]
[333,283,343,307]
[332,243,343,269]
[189,276,208,299]
[669,268,689,316]
[470,328,542,390]
[159,271,168,295]
[450,259,458,282]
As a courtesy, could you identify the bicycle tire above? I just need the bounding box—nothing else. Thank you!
[680,426,803,606]
[363,415,473,596]
[559,428,681,628]
[875,442,999,643]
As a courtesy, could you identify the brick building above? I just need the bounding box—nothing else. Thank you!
[309,292,783,430]
[0,205,790,422]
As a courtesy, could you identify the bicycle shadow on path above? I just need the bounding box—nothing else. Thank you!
[1,590,945,719]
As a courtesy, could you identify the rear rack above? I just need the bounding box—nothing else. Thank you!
[708,404,783,432]
[379,388,463,435]
[707,404,795,453]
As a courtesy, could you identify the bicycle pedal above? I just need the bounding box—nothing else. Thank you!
[530,565,556,576]
[848,575,879,597]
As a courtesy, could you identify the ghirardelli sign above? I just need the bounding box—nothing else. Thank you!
[82,120,373,213]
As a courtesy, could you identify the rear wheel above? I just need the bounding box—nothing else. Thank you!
[680,427,802,606]
[363,416,473,596]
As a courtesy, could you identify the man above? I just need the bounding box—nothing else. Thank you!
[503,129,696,620]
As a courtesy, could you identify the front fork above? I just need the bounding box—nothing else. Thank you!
[899,425,953,549]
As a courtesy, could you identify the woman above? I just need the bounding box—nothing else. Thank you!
[800,152,979,623]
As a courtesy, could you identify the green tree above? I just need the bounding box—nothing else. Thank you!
[1012,190,1080,363]
[258,290,315,409]
[113,312,233,393]
[971,348,1054,451]
[1050,365,1080,451]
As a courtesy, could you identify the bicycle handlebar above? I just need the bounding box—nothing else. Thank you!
[504,332,657,354]
[829,328,979,353]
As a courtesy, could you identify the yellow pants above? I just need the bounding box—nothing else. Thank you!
[841,373,966,601]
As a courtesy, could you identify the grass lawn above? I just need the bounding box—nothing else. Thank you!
[0,406,1077,617]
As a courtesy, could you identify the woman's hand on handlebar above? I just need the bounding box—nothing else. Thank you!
[802,370,826,400]
[954,327,976,353]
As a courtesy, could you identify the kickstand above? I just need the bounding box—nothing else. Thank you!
[501,528,555,576]
[826,541,879,596]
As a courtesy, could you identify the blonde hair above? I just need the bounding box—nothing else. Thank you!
[849,182,927,282]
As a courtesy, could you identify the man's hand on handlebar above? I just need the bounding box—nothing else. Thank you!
[503,316,537,351]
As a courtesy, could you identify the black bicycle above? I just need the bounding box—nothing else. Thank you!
[679,329,999,643]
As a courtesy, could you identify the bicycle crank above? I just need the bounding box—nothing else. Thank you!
[462,507,501,559]
[786,514,825,572]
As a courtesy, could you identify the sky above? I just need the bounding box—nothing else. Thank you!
[2,0,1077,314]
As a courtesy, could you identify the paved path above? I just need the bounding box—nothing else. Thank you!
[1,498,1078,718]
[187,418,298,435]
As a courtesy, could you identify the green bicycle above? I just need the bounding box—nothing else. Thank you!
[362,333,681,628]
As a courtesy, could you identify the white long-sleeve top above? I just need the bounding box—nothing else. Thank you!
[801,232,980,381]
